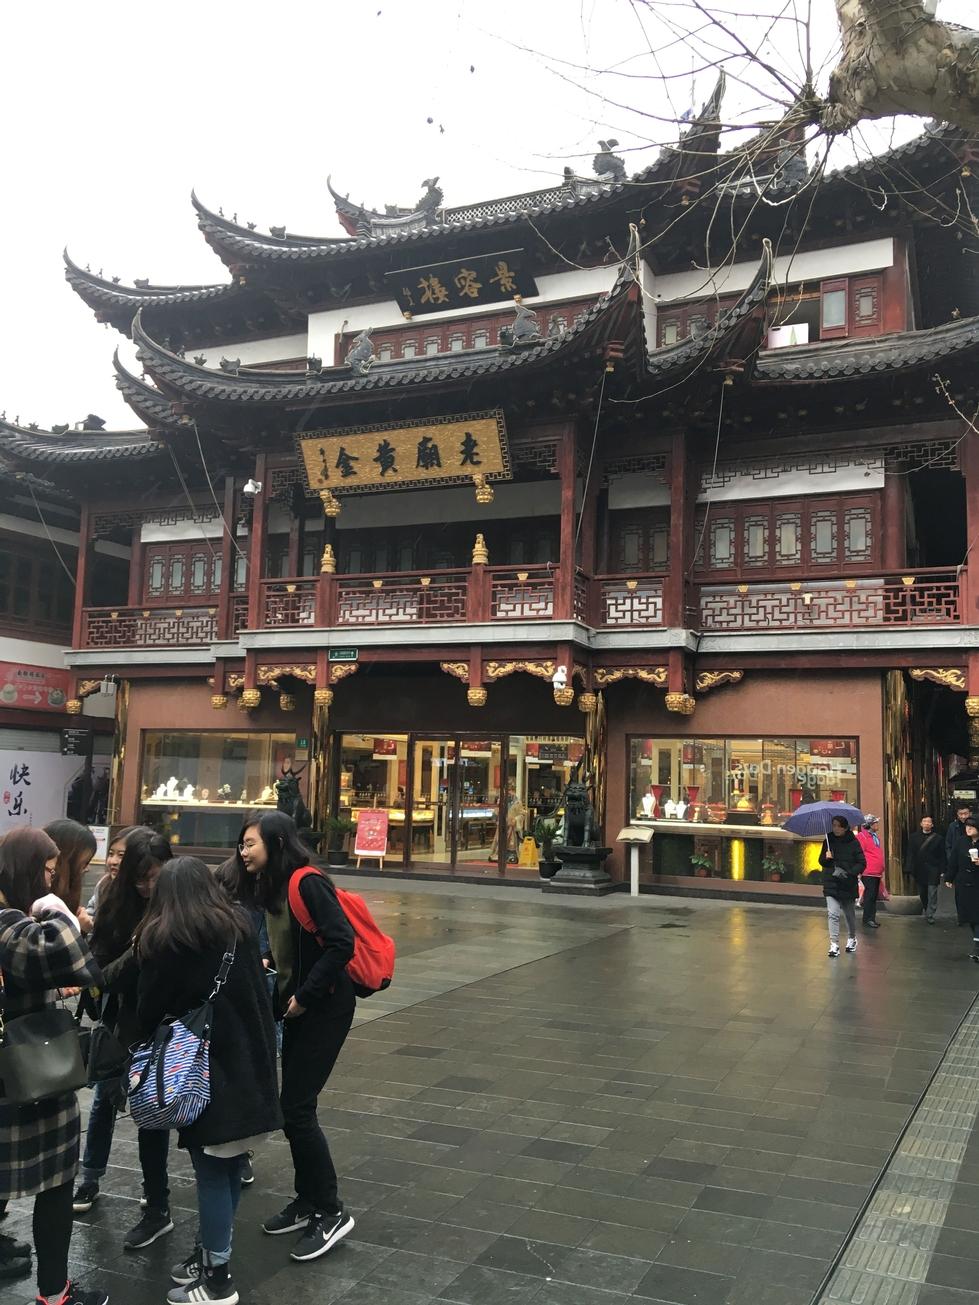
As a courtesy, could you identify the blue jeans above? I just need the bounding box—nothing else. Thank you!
[81,1082,171,1208]
[189,1149,246,1266]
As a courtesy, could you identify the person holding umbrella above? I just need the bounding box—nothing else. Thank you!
[817,816,866,957]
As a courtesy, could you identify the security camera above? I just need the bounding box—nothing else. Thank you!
[243,479,263,495]
[552,665,568,689]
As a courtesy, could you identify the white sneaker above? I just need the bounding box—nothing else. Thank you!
[828,944,840,958]
[845,937,857,953]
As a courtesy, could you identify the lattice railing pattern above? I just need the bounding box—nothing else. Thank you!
[574,573,590,622]
[83,607,217,648]
[336,574,468,626]
[601,577,665,626]
[261,581,317,627]
[491,572,555,620]
[231,596,249,633]
[699,571,961,631]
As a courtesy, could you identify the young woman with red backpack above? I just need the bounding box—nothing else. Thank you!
[234,811,357,1264]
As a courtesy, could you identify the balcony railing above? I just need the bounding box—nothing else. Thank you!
[489,566,555,621]
[698,569,963,631]
[336,572,469,626]
[82,606,217,648]
[598,574,665,627]
[260,580,317,628]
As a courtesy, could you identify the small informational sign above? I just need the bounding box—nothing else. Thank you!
[61,728,94,757]
[0,662,71,712]
[298,411,510,495]
[355,810,389,865]
[90,825,109,865]
[329,649,359,663]
[384,249,538,317]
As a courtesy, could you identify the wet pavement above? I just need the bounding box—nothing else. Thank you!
[3,877,979,1305]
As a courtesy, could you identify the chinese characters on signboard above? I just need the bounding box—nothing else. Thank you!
[384,250,539,317]
[0,662,70,712]
[298,412,510,495]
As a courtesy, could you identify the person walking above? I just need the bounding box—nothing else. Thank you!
[72,829,175,1251]
[43,821,97,933]
[137,857,281,1305]
[236,810,356,1262]
[946,817,979,961]
[0,827,107,1305]
[946,804,973,875]
[906,815,946,922]
[819,815,866,958]
[855,814,885,928]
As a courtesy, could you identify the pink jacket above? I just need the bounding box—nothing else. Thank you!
[855,829,885,877]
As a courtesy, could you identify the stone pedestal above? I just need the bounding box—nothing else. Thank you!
[542,843,617,896]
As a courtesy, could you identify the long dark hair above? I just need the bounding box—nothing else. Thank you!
[139,856,251,959]
[93,827,172,959]
[235,809,326,913]
[0,828,58,913]
[44,819,97,913]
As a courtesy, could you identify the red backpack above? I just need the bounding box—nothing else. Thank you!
[287,867,395,998]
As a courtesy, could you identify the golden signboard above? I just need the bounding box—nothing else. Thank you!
[297,411,510,494]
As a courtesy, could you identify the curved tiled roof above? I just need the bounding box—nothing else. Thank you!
[0,418,166,464]
[113,352,179,427]
[754,313,979,382]
[64,251,239,317]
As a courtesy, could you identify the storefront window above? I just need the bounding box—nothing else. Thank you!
[140,730,298,847]
[630,735,859,824]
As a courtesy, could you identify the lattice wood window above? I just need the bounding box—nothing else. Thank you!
[0,540,74,639]
[656,298,737,348]
[695,494,879,577]
[143,542,221,605]
[609,509,670,572]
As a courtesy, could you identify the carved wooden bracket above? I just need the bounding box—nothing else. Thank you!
[695,670,744,694]
[909,668,966,692]
[594,666,668,687]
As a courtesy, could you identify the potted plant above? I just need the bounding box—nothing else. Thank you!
[690,852,713,878]
[324,814,357,867]
[762,853,787,882]
[535,818,560,878]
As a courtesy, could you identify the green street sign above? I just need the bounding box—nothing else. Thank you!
[329,649,358,662]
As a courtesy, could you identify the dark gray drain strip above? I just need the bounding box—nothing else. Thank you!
[815,992,979,1304]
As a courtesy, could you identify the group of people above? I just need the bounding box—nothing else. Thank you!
[821,805,979,960]
[0,809,358,1305]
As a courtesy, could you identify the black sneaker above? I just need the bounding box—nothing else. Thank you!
[56,1284,109,1305]
[262,1197,313,1235]
[240,1156,254,1186]
[123,1207,174,1251]
[0,1253,28,1280]
[0,1231,30,1260]
[170,1246,203,1286]
[166,1266,238,1305]
[73,1182,101,1214]
[290,1210,355,1262]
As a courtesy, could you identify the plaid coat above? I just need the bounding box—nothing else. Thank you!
[0,907,102,1199]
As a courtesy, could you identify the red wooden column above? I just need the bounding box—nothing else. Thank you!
[71,504,92,648]
[882,460,907,573]
[556,424,577,620]
[246,454,268,630]
[962,433,979,623]
[662,430,692,628]
[126,523,144,608]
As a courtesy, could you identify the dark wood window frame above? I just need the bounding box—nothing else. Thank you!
[0,529,76,641]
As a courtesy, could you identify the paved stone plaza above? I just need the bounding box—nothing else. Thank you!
[5,879,979,1305]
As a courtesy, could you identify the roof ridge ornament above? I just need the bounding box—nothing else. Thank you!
[499,301,541,351]
[592,140,626,183]
[328,175,444,238]
[346,328,376,375]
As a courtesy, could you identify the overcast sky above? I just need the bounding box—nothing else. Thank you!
[1,0,972,429]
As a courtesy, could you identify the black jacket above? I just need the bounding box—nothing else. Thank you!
[818,830,866,900]
[266,870,355,1017]
[905,830,946,887]
[946,819,970,871]
[136,923,282,1150]
[948,837,979,925]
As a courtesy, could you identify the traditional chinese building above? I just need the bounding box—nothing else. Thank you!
[9,108,979,897]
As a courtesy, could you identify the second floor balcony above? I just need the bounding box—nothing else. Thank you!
[77,565,967,649]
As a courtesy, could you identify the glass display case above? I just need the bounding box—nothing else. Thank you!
[139,730,300,847]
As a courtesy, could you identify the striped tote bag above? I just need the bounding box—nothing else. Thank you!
[128,943,236,1131]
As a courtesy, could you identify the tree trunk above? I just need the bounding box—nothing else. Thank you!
[824,0,979,134]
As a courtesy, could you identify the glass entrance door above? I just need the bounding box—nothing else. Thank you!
[408,735,503,872]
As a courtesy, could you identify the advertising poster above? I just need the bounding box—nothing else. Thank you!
[354,809,389,860]
[0,751,85,834]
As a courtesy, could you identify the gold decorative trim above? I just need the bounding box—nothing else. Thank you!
[210,694,228,710]
[553,686,575,707]
[664,691,686,713]
[226,673,246,691]
[77,679,101,699]
[257,664,316,686]
[572,664,588,686]
[594,666,668,687]
[279,693,296,712]
[966,696,979,719]
[467,686,488,707]
[578,691,598,713]
[485,660,555,681]
[329,663,359,683]
[440,662,470,684]
[313,688,334,708]
[695,670,744,694]
[65,699,82,715]
[909,668,967,692]
[240,688,261,709]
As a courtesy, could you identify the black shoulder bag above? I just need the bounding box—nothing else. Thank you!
[0,970,87,1104]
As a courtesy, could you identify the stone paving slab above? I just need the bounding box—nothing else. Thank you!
[0,881,977,1305]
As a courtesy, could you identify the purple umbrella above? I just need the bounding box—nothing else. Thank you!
[782,801,865,838]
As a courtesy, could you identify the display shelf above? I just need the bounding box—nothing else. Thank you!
[141,799,278,810]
